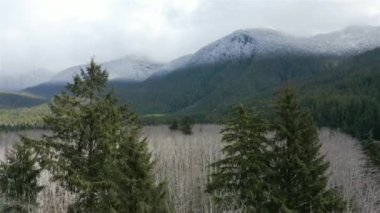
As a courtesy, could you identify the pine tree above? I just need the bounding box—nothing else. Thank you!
[362,129,380,165]
[36,59,170,212]
[169,119,178,131]
[206,105,272,211]
[180,116,193,135]
[0,137,43,212]
[271,85,345,212]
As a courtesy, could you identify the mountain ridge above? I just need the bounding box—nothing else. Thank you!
[49,55,165,83]
[22,25,380,103]
[26,25,380,88]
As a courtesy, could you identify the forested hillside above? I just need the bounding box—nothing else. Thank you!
[23,83,65,99]
[112,55,336,115]
[0,104,49,128]
[302,48,380,139]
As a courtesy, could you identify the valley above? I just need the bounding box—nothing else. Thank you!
[0,126,378,212]
[1,22,380,212]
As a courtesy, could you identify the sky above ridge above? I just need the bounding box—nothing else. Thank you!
[1,0,380,77]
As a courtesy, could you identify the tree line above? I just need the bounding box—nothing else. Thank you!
[0,60,345,212]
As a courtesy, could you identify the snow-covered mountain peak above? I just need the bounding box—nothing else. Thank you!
[186,26,380,67]
[50,55,164,83]
[228,31,255,46]
[189,28,304,66]
[188,30,257,65]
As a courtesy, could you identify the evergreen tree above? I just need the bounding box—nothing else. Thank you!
[271,85,345,212]
[180,116,193,135]
[206,105,272,211]
[362,129,380,165]
[36,59,170,212]
[0,137,43,212]
[169,119,178,131]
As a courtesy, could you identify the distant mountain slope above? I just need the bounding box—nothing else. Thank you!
[23,83,65,99]
[112,55,335,116]
[309,25,380,55]
[0,92,47,109]
[181,25,380,68]
[301,47,380,139]
[50,55,164,83]
[0,68,54,91]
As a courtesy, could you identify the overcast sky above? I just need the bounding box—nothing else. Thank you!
[1,0,380,76]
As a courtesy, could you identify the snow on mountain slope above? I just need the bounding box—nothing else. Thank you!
[153,54,193,77]
[187,25,380,67]
[188,29,305,66]
[46,25,380,84]
[50,56,164,83]
[309,25,380,55]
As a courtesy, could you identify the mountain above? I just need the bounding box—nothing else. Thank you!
[24,55,166,98]
[50,55,164,83]
[111,55,333,116]
[24,25,380,113]
[309,25,380,55]
[0,68,54,91]
[184,25,380,68]
[187,29,304,66]
[153,54,192,77]
[26,25,380,91]
[0,92,47,109]
[23,83,66,99]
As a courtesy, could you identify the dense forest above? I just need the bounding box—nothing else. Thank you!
[0,104,49,129]
[302,48,380,139]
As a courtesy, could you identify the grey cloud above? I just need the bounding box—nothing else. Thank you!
[1,0,380,80]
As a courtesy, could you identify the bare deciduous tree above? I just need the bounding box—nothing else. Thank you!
[0,126,379,212]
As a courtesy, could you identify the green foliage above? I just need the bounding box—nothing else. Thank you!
[0,137,43,212]
[206,105,272,211]
[361,130,380,165]
[207,87,345,212]
[271,85,345,212]
[180,116,193,135]
[0,104,50,128]
[169,119,178,131]
[36,59,170,212]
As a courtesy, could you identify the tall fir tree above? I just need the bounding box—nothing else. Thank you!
[0,137,43,212]
[206,105,272,211]
[271,85,345,212]
[361,129,380,165]
[169,119,179,131]
[180,116,193,135]
[36,59,170,212]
